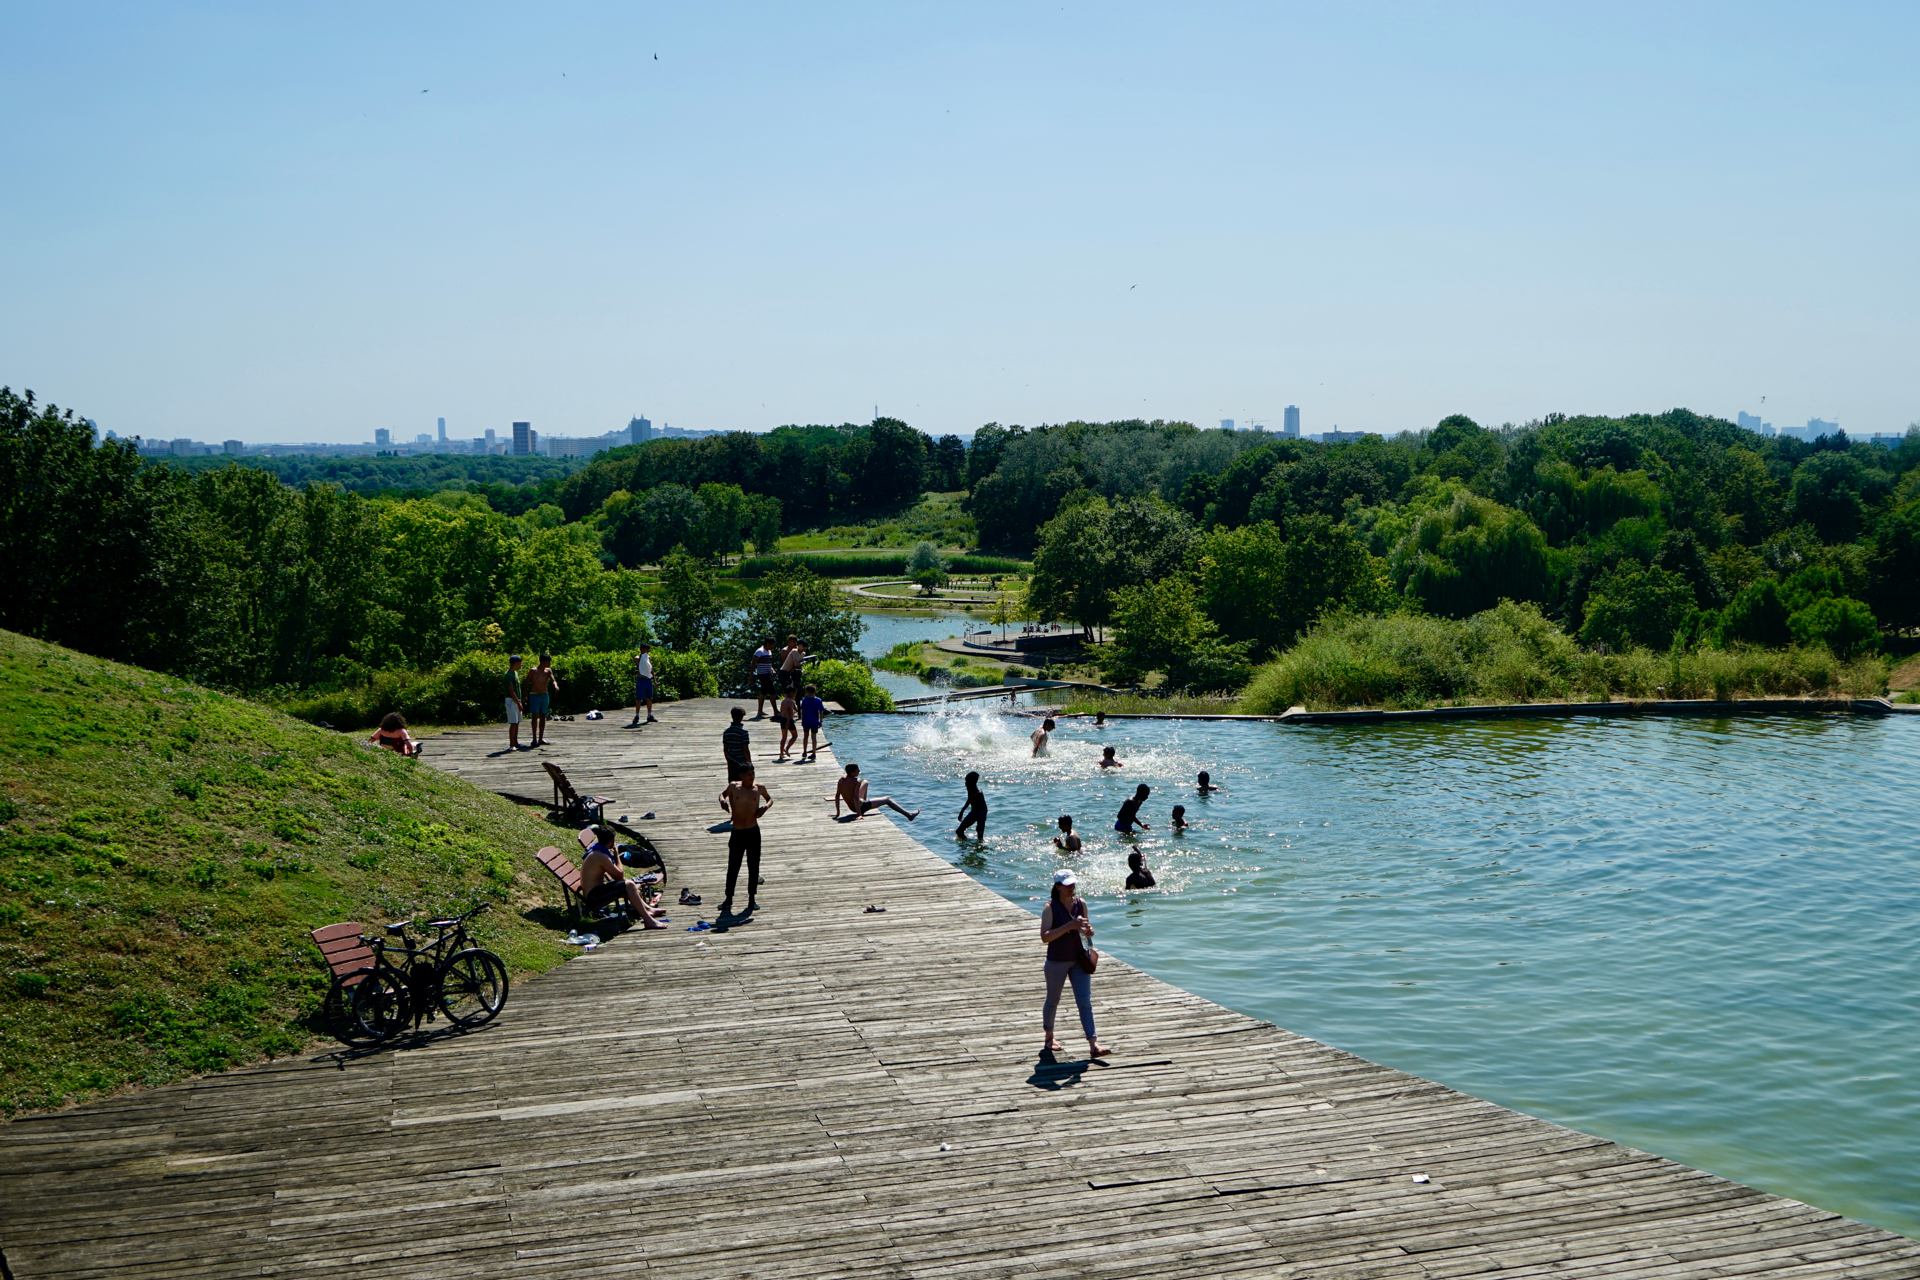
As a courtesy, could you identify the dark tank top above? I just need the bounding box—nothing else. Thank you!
[1046,898,1087,962]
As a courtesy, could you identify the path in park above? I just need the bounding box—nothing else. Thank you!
[1,700,1915,1278]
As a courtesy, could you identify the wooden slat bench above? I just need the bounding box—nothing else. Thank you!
[543,762,612,825]
[310,922,375,988]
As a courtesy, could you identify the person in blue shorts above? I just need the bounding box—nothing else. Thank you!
[1114,784,1152,834]
[798,683,826,761]
[525,652,559,747]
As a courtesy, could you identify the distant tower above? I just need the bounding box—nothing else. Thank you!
[629,415,653,444]
[374,427,392,448]
[1220,418,1236,432]
[436,416,447,444]
[1283,405,1301,438]
[512,421,531,455]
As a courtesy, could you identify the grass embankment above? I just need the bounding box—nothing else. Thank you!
[775,490,975,551]
[1239,605,1892,713]
[875,641,1034,689]
[0,630,573,1115]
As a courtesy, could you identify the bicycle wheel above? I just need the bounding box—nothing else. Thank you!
[438,949,509,1028]
[324,972,385,1046]
[350,968,412,1041]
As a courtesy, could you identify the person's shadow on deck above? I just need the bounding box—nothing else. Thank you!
[1027,1050,1089,1090]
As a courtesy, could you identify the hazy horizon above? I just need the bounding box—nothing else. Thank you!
[4,3,1916,443]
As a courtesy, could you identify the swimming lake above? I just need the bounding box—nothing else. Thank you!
[829,705,1920,1239]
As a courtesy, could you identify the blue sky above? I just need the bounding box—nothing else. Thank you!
[3,2,1915,442]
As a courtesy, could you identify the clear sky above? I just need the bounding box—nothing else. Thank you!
[3,2,1916,443]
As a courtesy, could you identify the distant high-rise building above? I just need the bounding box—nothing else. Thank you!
[170,438,195,456]
[1283,405,1301,438]
[629,415,654,445]
[1737,411,1769,435]
[1220,418,1236,432]
[223,439,244,454]
[1807,417,1840,439]
[437,416,447,444]
[511,421,531,455]
[414,433,432,445]
[374,428,392,448]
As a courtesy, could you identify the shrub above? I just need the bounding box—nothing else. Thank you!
[804,658,894,712]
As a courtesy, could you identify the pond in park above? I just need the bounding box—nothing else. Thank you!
[831,705,1920,1239]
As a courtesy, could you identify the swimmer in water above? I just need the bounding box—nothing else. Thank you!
[1114,784,1151,834]
[955,770,987,840]
[1031,718,1055,758]
[1053,814,1082,853]
[1170,803,1188,831]
[1196,770,1224,795]
[1124,850,1156,889]
[1098,746,1123,769]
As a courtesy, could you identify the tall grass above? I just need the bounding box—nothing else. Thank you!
[1239,602,1890,712]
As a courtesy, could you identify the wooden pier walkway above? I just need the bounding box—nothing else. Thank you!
[2,698,1914,1278]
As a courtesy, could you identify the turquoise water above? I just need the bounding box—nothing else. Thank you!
[831,706,1920,1239]
[851,610,977,700]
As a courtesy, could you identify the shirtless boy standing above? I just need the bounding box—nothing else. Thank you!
[835,763,918,821]
[718,765,773,917]
[1031,717,1055,758]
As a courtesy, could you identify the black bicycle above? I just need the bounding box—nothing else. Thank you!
[348,902,510,1041]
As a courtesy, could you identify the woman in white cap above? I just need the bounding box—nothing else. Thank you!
[1039,869,1111,1058]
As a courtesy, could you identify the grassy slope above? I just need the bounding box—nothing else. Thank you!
[0,630,570,1114]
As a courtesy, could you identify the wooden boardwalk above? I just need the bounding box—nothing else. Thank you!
[2,698,1914,1278]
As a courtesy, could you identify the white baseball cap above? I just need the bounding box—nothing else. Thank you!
[1052,869,1076,887]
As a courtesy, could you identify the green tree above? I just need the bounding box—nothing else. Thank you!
[908,540,948,595]
[652,547,723,653]
[1027,496,1195,636]
[1578,563,1698,650]
[1198,517,1381,654]
[1867,498,1920,633]
[1714,579,1792,648]
[1787,595,1879,658]
[1391,488,1552,617]
[1107,577,1252,692]
[718,562,864,689]
[496,527,613,652]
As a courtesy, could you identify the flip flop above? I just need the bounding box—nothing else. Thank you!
[686,921,711,932]
[863,905,887,913]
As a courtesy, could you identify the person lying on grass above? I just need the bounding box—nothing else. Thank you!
[368,712,423,758]
[579,824,665,928]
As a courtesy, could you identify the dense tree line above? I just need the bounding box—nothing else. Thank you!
[554,418,967,530]
[994,412,1919,690]
[155,452,586,514]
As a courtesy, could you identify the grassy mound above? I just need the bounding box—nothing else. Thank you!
[0,630,573,1114]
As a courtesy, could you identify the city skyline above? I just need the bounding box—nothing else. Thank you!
[4,4,1917,442]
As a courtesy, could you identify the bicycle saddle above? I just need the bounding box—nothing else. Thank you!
[427,918,457,929]
[383,922,410,934]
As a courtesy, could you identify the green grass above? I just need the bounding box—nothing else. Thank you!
[0,629,574,1115]
[738,551,1030,580]
[775,491,976,551]
[875,641,1033,688]
[1044,691,1239,716]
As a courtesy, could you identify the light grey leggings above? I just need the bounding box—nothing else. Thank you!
[1043,959,1096,1040]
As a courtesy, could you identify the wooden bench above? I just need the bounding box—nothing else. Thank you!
[535,845,601,922]
[543,762,612,826]
[310,922,375,988]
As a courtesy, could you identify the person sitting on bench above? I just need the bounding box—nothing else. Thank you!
[579,824,665,929]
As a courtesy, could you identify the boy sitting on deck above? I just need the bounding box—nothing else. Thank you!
[579,825,666,929]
